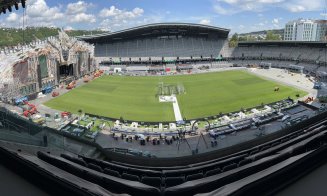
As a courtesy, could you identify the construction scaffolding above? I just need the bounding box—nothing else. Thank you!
[0,30,97,104]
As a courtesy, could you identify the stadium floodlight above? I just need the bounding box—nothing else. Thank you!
[14,2,19,10]
[22,0,26,8]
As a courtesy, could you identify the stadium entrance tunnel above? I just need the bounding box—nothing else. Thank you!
[59,64,74,76]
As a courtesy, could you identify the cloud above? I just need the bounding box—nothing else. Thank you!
[0,0,99,28]
[99,6,144,20]
[272,18,280,28]
[69,13,96,23]
[238,24,245,29]
[214,0,324,15]
[64,26,74,31]
[98,6,145,31]
[283,0,323,12]
[26,0,64,20]
[199,19,211,25]
[214,0,283,14]
[272,18,279,24]
[65,1,96,24]
[6,13,18,22]
[271,17,283,28]
[214,4,237,15]
[66,1,93,15]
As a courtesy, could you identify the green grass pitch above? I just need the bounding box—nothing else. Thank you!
[45,70,307,122]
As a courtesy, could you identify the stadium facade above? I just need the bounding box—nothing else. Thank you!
[78,23,230,61]
[79,23,327,81]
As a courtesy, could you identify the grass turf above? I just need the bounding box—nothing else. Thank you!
[45,70,307,122]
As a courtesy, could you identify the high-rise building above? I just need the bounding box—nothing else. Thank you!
[315,20,327,41]
[284,19,327,41]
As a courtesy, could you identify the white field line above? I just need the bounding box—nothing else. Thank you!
[159,95,183,121]
[172,95,183,121]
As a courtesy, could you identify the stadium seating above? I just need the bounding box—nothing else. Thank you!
[94,37,227,58]
[49,116,325,194]
[0,112,325,195]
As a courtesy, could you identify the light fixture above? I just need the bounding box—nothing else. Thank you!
[22,0,26,8]
[14,2,19,10]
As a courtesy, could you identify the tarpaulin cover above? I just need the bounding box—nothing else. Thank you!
[13,61,28,83]
[38,55,48,79]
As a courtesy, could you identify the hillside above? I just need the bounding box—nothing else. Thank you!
[239,29,284,37]
[229,29,284,46]
[0,27,106,47]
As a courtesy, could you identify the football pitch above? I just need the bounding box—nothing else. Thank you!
[45,70,307,122]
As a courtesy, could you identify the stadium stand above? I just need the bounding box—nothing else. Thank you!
[94,37,227,58]
[1,19,327,195]
[78,23,230,59]
[79,25,327,80]
[0,110,325,195]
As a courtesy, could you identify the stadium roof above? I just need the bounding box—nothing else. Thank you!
[0,0,25,14]
[238,40,327,47]
[77,23,230,41]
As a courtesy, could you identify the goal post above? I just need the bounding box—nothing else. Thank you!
[157,82,185,96]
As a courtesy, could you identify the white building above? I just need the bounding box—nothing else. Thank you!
[284,19,327,41]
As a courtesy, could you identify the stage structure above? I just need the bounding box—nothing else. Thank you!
[0,30,97,104]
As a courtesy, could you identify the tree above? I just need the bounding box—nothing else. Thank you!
[229,33,238,47]
[266,31,281,41]
[238,36,247,42]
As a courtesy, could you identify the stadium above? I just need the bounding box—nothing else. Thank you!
[0,1,327,196]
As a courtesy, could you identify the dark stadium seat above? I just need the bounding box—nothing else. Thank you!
[165,177,185,187]
[84,170,103,184]
[186,173,204,181]
[271,141,281,147]
[82,156,163,177]
[238,159,252,167]
[249,148,260,155]
[60,154,88,167]
[189,153,248,168]
[205,168,221,177]
[88,163,103,172]
[122,173,140,182]
[127,167,162,177]
[103,168,121,178]
[222,163,237,172]
[38,151,161,195]
[99,161,129,174]
[260,145,271,151]
[141,176,162,188]
[281,138,289,143]
[163,154,248,178]
[164,147,327,196]
[289,134,298,140]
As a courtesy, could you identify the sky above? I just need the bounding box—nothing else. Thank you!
[0,0,326,33]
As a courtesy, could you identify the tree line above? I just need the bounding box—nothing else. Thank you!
[0,27,105,48]
[229,31,282,47]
